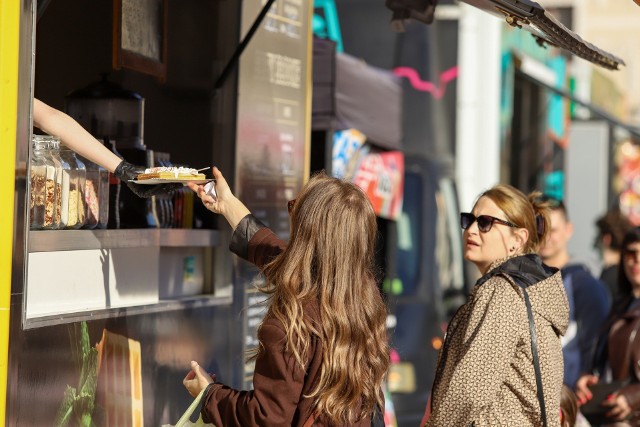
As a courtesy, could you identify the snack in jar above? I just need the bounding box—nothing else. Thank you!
[30,136,59,230]
[59,147,87,229]
[79,156,104,229]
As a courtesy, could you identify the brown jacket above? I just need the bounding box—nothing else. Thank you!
[201,215,371,427]
[426,254,569,427]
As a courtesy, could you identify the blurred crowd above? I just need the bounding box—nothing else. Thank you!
[535,198,638,427]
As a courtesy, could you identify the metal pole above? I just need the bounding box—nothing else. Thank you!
[212,0,277,96]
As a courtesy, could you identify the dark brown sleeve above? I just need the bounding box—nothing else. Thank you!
[201,321,306,426]
[229,214,287,269]
[229,214,267,259]
[246,227,287,269]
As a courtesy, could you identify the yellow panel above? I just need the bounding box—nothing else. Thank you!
[0,0,20,422]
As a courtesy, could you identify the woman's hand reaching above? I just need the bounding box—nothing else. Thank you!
[188,167,230,215]
[183,361,215,398]
[188,166,250,230]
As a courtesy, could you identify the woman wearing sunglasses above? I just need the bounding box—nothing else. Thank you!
[183,167,388,426]
[424,184,569,427]
[575,227,640,426]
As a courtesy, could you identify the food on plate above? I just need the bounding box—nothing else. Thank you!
[136,166,206,181]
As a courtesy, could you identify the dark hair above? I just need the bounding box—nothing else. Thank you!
[539,194,568,221]
[618,227,640,299]
[596,209,632,251]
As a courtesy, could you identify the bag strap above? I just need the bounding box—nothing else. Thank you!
[503,273,548,427]
[211,0,276,98]
[176,382,215,427]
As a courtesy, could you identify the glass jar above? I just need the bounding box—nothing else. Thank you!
[59,148,87,229]
[30,136,58,230]
[47,138,71,229]
[77,155,110,229]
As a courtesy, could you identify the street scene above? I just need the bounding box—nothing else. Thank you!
[2,0,640,425]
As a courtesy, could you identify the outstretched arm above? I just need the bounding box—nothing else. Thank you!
[33,98,181,198]
[33,98,122,172]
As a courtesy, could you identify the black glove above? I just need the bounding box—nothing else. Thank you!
[114,160,182,198]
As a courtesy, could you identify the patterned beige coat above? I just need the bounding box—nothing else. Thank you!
[426,255,569,427]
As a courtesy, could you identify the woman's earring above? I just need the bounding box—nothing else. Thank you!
[510,247,515,252]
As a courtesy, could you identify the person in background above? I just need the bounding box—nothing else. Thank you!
[595,208,633,303]
[539,196,610,389]
[424,184,568,426]
[560,384,592,427]
[575,227,640,426]
[182,167,389,426]
[561,384,579,427]
[32,98,178,197]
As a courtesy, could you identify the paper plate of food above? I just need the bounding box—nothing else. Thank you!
[130,166,213,185]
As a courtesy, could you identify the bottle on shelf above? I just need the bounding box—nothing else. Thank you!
[103,137,121,229]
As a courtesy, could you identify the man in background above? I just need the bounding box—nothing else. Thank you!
[539,197,610,389]
[594,208,632,302]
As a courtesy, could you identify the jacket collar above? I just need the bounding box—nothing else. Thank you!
[476,253,558,288]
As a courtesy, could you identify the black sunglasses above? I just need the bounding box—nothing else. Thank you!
[460,212,517,233]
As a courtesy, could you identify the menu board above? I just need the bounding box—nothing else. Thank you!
[235,0,311,388]
[236,0,310,232]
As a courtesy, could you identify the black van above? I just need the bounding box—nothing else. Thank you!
[379,154,467,427]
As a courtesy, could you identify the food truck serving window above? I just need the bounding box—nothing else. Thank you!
[21,0,245,329]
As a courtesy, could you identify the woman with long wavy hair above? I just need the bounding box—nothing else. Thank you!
[183,167,389,426]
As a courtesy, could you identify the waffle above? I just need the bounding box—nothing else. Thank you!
[136,166,205,181]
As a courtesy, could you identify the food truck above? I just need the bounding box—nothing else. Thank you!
[1,0,313,424]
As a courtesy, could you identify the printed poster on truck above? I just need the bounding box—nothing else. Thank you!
[352,149,404,221]
[332,129,404,220]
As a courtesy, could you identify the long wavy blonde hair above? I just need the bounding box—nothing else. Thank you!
[258,171,389,424]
